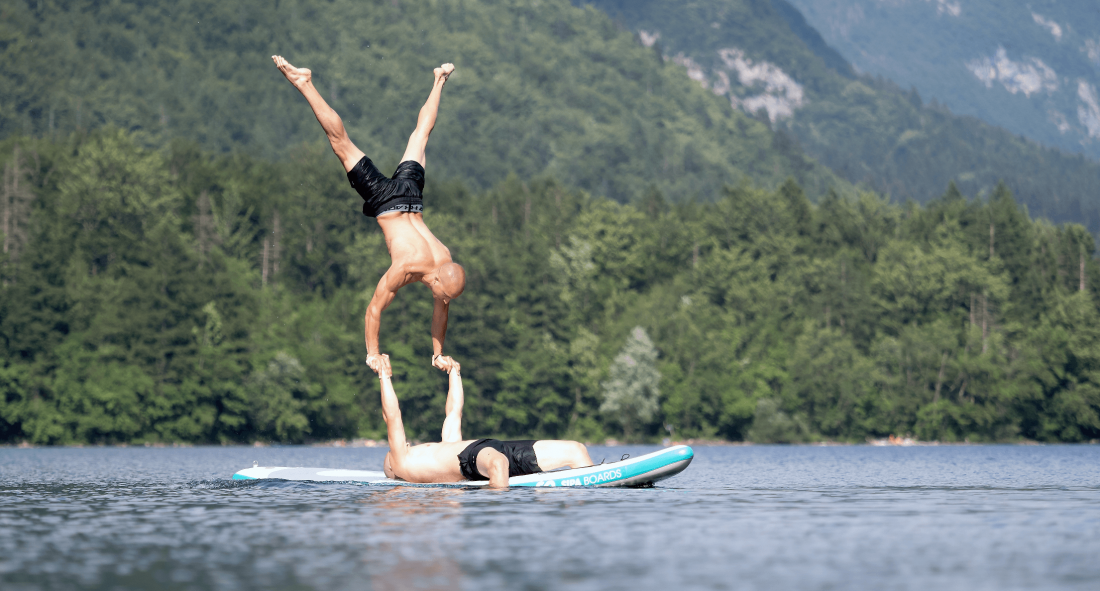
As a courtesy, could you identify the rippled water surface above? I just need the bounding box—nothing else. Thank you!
[2,445,1099,590]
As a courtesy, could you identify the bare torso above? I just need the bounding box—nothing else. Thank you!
[376,211,452,287]
[363,210,461,363]
[395,440,474,483]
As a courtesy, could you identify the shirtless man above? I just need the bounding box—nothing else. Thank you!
[372,355,594,488]
[272,55,466,373]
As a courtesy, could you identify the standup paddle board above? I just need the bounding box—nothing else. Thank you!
[233,445,693,488]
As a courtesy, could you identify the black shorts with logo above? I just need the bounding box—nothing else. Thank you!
[457,439,542,481]
[346,156,425,217]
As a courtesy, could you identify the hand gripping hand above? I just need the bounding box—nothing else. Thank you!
[432,354,458,373]
[367,354,392,378]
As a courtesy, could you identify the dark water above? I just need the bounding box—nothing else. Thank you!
[2,445,1099,591]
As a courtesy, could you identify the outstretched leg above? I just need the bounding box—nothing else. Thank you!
[533,441,593,470]
[272,55,365,172]
[400,64,455,167]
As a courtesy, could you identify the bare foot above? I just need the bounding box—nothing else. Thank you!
[272,55,312,89]
[434,63,455,83]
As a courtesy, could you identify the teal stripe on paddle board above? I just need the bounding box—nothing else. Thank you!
[231,445,693,487]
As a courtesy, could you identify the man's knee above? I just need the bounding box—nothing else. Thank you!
[568,441,591,465]
[406,129,430,151]
[477,447,508,478]
[533,440,590,469]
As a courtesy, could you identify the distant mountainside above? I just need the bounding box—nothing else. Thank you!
[786,0,1100,161]
[0,0,845,203]
[578,0,1100,231]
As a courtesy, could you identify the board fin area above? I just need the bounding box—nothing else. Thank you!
[232,445,693,488]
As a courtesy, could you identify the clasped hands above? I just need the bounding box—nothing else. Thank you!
[366,353,459,376]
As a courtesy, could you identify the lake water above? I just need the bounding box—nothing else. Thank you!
[1,444,1098,590]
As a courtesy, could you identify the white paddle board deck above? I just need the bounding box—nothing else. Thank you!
[233,445,693,488]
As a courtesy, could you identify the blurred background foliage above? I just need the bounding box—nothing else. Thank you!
[2,131,1098,444]
[0,0,844,203]
[2,0,1100,444]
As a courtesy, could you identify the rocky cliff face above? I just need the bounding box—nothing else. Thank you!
[660,38,806,124]
[575,0,1100,232]
[785,0,1100,160]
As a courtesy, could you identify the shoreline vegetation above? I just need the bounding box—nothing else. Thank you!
[5,437,1098,449]
[3,130,1100,447]
[3,0,1100,447]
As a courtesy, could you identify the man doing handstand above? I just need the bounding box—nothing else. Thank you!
[372,355,594,488]
[272,55,465,374]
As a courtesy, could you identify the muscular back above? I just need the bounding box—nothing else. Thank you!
[366,211,461,360]
[377,212,452,283]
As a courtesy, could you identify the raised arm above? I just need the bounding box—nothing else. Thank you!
[440,361,463,443]
[375,356,408,467]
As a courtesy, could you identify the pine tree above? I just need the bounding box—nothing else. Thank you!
[1,143,35,283]
[601,327,660,440]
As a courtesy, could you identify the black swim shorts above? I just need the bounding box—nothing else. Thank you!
[457,439,542,481]
[347,156,425,217]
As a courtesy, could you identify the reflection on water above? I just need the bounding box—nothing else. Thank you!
[1,445,1099,590]
[364,487,464,513]
[371,555,463,591]
[357,489,466,590]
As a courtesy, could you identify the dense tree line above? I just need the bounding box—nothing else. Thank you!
[7,0,1100,228]
[0,0,843,204]
[2,131,1098,444]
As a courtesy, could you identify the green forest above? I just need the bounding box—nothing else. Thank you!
[2,130,1099,444]
[2,0,1100,445]
[0,0,844,203]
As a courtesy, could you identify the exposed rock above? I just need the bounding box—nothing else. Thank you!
[718,48,805,123]
[966,47,1058,97]
[1077,80,1100,139]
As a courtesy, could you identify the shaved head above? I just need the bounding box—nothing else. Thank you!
[438,262,466,299]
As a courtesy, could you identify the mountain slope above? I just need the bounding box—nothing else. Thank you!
[578,0,1100,232]
[0,0,845,202]
[786,0,1100,160]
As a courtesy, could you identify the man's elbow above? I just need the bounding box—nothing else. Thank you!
[367,293,394,318]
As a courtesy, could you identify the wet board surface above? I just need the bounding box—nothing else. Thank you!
[232,445,693,488]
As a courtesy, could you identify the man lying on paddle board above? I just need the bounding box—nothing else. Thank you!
[373,355,593,488]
